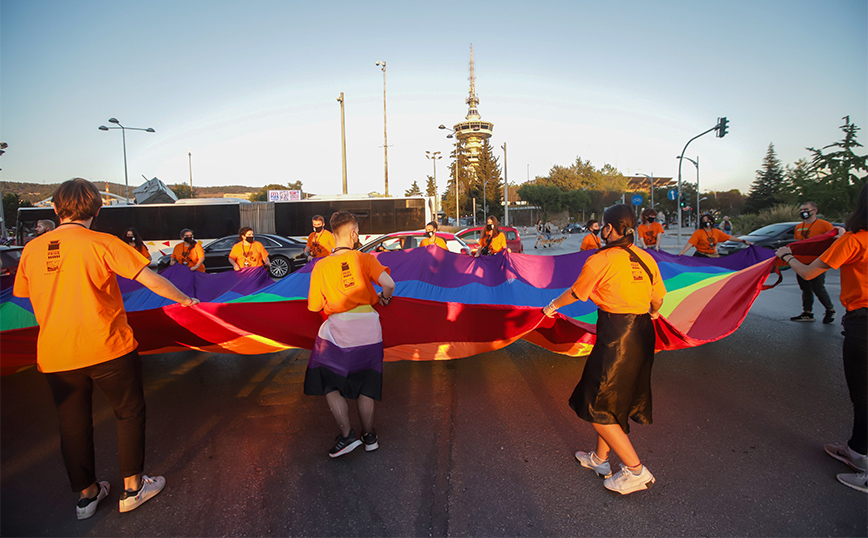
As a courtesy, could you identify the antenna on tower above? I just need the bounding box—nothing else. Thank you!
[466,44,480,120]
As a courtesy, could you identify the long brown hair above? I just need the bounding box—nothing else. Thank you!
[485,216,501,237]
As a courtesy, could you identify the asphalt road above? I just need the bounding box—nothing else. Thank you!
[1,235,865,537]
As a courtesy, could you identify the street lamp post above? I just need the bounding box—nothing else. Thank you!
[677,156,699,225]
[501,142,508,226]
[636,173,654,214]
[675,119,725,244]
[188,152,193,194]
[439,124,459,225]
[99,118,155,203]
[337,92,348,194]
[375,61,389,197]
[425,150,441,218]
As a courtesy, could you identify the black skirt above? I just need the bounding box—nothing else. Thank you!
[569,310,656,434]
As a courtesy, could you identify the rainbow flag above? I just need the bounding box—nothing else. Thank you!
[1,245,784,375]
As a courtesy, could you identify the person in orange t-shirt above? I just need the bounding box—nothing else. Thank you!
[13,179,198,519]
[304,210,395,458]
[476,216,509,256]
[420,221,448,249]
[304,214,336,262]
[637,209,664,251]
[789,201,836,323]
[229,227,270,271]
[543,204,666,496]
[169,228,205,272]
[776,184,868,492]
[679,214,750,257]
[123,228,151,262]
[581,219,602,251]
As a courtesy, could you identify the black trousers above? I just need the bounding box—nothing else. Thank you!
[44,351,146,492]
[796,273,834,313]
[842,309,868,455]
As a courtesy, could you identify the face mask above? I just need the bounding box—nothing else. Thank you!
[800,211,811,220]
[427,230,435,238]
[184,236,195,244]
[486,224,493,230]
[313,225,324,233]
[601,225,611,243]
[591,228,600,236]
[703,221,713,228]
[245,236,254,243]
[127,237,135,243]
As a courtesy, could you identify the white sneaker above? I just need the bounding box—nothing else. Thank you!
[825,444,868,472]
[837,472,868,493]
[574,451,612,478]
[76,481,110,520]
[118,475,165,513]
[603,464,655,495]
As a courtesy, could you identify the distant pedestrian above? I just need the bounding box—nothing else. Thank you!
[580,219,602,251]
[789,202,836,323]
[229,227,271,271]
[13,178,198,519]
[543,204,666,495]
[36,219,56,236]
[678,214,750,257]
[304,214,336,263]
[169,228,204,271]
[534,220,544,249]
[545,220,553,240]
[420,221,447,250]
[776,184,867,493]
[637,209,664,251]
[124,228,151,262]
[722,216,732,234]
[304,211,395,458]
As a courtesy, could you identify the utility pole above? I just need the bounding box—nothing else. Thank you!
[502,142,508,226]
[188,152,193,194]
[676,118,727,244]
[337,92,348,194]
[375,61,389,196]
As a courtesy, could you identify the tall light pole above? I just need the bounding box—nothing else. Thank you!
[677,156,699,226]
[501,142,508,226]
[188,152,193,194]
[375,61,389,197]
[99,118,155,203]
[439,124,460,225]
[636,173,654,215]
[337,92,348,194]
[425,150,441,217]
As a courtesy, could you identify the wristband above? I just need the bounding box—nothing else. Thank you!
[783,254,794,262]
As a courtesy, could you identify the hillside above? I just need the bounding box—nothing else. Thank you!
[1,181,257,204]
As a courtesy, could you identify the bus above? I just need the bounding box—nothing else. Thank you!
[17,196,434,263]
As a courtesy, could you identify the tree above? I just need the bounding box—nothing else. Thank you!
[745,143,785,213]
[405,181,422,196]
[517,183,563,217]
[474,140,503,220]
[3,192,32,227]
[249,181,304,202]
[170,183,196,199]
[781,158,812,204]
[443,139,471,222]
[562,189,591,220]
[805,116,868,216]
[425,175,437,197]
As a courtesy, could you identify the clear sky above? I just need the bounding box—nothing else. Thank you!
[1,0,866,198]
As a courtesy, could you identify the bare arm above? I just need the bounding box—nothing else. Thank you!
[542,288,579,317]
[776,246,831,280]
[649,297,664,319]
[377,270,396,305]
[135,268,199,305]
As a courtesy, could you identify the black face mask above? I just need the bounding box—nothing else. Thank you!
[245,236,255,243]
[601,225,611,243]
[486,224,493,230]
[126,237,135,244]
[427,230,435,238]
[800,211,812,220]
[313,225,324,233]
[184,236,195,245]
[591,228,600,236]
[703,221,713,228]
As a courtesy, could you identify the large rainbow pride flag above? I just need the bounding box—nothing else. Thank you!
[0,243,788,376]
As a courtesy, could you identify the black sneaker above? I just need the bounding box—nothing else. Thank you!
[823,310,836,324]
[790,312,815,322]
[329,429,362,458]
[362,430,379,452]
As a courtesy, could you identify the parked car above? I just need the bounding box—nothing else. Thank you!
[562,223,586,234]
[455,226,524,254]
[717,222,799,256]
[157,233,305,278]
[358,231,472,255]
[0,245,24,290]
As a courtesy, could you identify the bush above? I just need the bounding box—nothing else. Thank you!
[731,204,799,235]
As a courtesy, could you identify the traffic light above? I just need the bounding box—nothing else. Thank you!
[680,195,688,208]
[717,117,729,138]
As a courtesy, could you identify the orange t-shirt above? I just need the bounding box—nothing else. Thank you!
[172,242,206,272]
[306,230,336,258]
[229,240,269,268]
[819,230,867,312]
[479,231,507,253]
[13,224,149,373]
[420,236,448,249]
[688,228,730,255]
[308,250,390,316]
[638,222,665,247]
[133,243,152,261]
[581,233,602,251]
[794,219,834,264]
[571,246,666,314]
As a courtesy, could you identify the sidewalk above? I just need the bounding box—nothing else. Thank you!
[519,226,695,255]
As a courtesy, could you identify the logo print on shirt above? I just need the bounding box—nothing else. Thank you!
[631,262,644,282]
[47,240,61,272]
[341,261,355,289]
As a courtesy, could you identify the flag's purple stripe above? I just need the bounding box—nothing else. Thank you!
[309,337,384,376]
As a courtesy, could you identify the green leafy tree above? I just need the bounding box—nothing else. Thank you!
[425,175,437,197]
[473,140,503,220]
[170,183,196,199]
[562,189,591,220]
[3,192,32,227]
[517,183,564,217]
[443,139,471,222]
[405,181,422,196]
[805,116,868,216]
[745,143,785,213]
[781,158,812,204]
[249,181,303,202]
